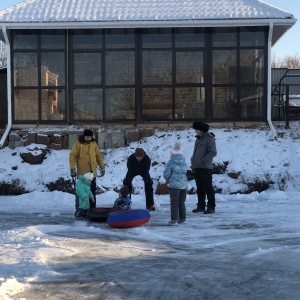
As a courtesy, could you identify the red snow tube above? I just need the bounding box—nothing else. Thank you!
[107,209,151,228]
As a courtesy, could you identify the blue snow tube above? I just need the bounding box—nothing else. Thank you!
[107,209,151,228]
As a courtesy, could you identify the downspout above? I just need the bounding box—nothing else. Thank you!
[0,25,12,148]
[267,22,277,139]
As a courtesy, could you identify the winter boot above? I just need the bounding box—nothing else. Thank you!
[178,219,187,225]
[168,220,178,226]
[147,205,155,211]
[204,207,215,214]
[192,205,205,213]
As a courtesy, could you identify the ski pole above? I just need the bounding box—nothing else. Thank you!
[149,180,168,211]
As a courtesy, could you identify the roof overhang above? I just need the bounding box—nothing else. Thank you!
[0,17,296,46]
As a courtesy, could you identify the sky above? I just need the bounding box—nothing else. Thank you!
[266,0,300,59]
[0,122,300,299]
[0,0,299,60]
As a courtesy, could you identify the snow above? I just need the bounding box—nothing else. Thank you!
[0,122,300,299]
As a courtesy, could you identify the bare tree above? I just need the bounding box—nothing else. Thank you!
[272,52,300,68]
[0,41,7,66]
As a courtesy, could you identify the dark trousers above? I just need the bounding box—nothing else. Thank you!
[90,178,96,209]
[74,208,88,219]
[169,188,186,221]
[194,168,215,209]
[123,172,154,208]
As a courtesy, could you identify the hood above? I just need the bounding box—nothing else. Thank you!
[77,174,90,185]
[171,153,186,165]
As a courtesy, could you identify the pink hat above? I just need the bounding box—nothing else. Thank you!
[171,142,181,155]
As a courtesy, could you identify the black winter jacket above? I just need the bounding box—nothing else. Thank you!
[126,153,151,179]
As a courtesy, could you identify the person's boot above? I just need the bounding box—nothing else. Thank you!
[192,205,205,213]
[204,206,215,214]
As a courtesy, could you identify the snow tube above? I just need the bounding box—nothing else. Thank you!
[86,207,122,222]
[107,209,151,228]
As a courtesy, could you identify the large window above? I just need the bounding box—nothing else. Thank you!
[12,26,267,123]
[142,51,172,85]
[74,53,102,85]
[13,30,66,123]
[73,88,103,120]
[105,88,135,120]
[105,51,135,85]
[211,27,266,119]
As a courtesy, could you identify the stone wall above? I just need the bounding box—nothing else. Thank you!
[5,127,156,150]
[1,121,266,150]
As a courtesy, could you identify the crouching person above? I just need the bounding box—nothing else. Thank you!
[75,172,95,220]
[114,185,132,210]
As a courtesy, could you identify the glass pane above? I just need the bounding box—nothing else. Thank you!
[142,28,172,48]
[240,86,264,118]
[41,88,65,120]
[74,53,101,85]
[14,53,38,86]
[73,29,102,49]
[105,29,135,49]
[106,88,135,120]
[41,30,65,49]
[142,88,172,120]
[13,33,37,50]
[143,51,172,84]
[213,50,237,84]
[240,27,265,47]
[14,89,38,120]
[105,51,135,85]
[73,89,103,120]
[212,87,238,118]
[176,51,204,83]
[41,52,65,86]
[175,28,205,48]
[240,49,264,83]
[213,28,237,47]
[175,87,205,119]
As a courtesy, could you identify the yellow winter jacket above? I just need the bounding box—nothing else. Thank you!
[69,138,105,177]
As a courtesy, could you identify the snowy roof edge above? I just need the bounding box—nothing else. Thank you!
[0,18,296,30]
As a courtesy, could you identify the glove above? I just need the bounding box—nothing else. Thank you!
[100,168,105,177]
[83,196,89,201]
[90,198,95,203]
[70,169,76,177]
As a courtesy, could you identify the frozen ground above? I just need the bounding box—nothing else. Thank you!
[1,123,300,299]
[1,190,300,300]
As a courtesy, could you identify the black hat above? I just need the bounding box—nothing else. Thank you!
[120,185,129,198]
[192,121,209,133]
[83,128,93,137]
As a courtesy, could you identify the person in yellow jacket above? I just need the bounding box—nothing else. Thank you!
[69,128,105,208]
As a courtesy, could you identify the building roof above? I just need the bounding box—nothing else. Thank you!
[0,0,296,45]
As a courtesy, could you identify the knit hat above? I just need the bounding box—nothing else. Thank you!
[171,142,181,155]
[84,172,94,182]
[192,121,209,133]
[135,148,145,158]
[83,128,93,137]
[120,185,129,198]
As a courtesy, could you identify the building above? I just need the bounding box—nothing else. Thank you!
[0,0,296,129]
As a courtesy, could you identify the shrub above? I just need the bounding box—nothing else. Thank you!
[0,179,29,195]
[46,177,75,194]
